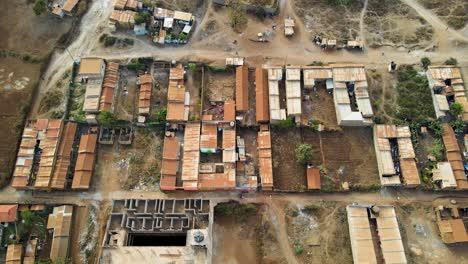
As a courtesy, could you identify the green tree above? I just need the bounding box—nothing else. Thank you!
[451,119,465,134]
[97,110,117,126]
[450,102,464,117]
[33,0,47,15]
[420,57,431,70]
[154,107,167,122]
[428,120,444,137]
[445,58,458,65]
[134,12,152,25]
[295,144,313,164]
[227,0,247,32]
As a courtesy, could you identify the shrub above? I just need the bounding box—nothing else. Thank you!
[421,57,431,70]
[99,34,108,43]
[178,33,187,41]
[295,144,313,164]
[445,58,458,66]
[449,102,464,117]
[428,120,444,137]
[104,36,117,47]
[154,107,167,122]
[76,0,87,16]
[428,138,444,161]
[395,65,435,122]
[97,110,117,126]
[450,119,465,134]
[274,117,295,128]
[123,38,134,45]
[214,202,257,221]
[295,245,303,255]
[134,12,152,25]
[33,0,47,15]
[227,0,247,32]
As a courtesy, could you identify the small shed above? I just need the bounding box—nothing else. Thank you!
[307,166,321,190]
[0,204,18,222]
[133,24,148,35]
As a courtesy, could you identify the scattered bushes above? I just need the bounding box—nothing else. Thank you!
[134,12,152,24]
[450,119,465,134]
[33,0,47,15]
[104,36,117,47]
[421,57,431,70]
[295,143,313,164]
[428,138,444,161]
[100,34,134,48]
[273,117,295,128]
[428,120,444,137]
[97,110,117,126]
[445,57,458,66]
[227,0,247,32]
[39,89,63,113]
[214,202,257,221]
[395,65,435,122]
[449,102,464,117]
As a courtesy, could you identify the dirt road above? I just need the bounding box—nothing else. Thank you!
[400,0,468,51]
[29,0,115,117]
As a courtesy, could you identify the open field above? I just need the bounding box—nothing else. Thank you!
[271,127,379,191]
[285,200,352,264]
[293,0,363,41]
[418,0,468,30]
[365,0,434,47]
[0,57,40,187]
[0,0,77,188]
[302,85,339,130]
[0,1,73,56]
[397,200,468,263]
[93,127,164,193]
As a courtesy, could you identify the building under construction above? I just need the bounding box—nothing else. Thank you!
[101,199,212,264]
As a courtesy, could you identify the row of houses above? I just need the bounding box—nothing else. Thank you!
[78,58,120,124]
[109,3,195,45]
[12,119,98,191]
[262,64,373,126]
[1,204,73,263]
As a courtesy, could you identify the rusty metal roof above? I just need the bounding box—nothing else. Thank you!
[256,68,269,122]
[236,66,249,111]
[78,134,97,153]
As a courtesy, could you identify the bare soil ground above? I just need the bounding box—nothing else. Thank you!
[69,205,90,263]
[153,0,204,14]
[0,57,40,187]
[418,0,468,30]
[271,128,308,191]
[93,127,164,193]
[213,201,288,264]
[150,64,169,120]
[0,0,75,188]
[292,0,363,41]
[272,127,379,191]
[302,84,340,130]
[396,201,468,263]
[186,66,202,120]
[0,0,73,56]
[367,67,399,124]
[204,68,235,103]
[365,0,434,48]
[213,206,259,264]
[115,68,137,122]
[285,200,352,264]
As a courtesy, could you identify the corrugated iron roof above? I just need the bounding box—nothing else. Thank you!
[256,68,269,122]
[167,102,186,121]
[307,167,320,190]
[5,244,22,264]
[47,205,73,261]
[78,134,97,153]
[0,204,18,222]
[224,100,236,121]
[200,124,217,150]
[236,66,249,111]
[163,136,180,160]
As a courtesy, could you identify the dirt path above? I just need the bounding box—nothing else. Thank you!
[29,0,116,117]
[359,0,369,47]
[265,197,299,264]
[400,0,468,51]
